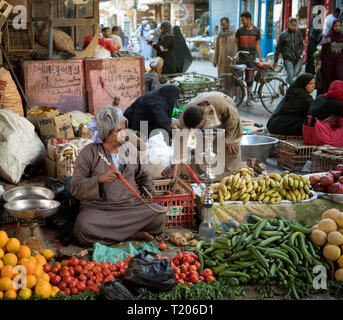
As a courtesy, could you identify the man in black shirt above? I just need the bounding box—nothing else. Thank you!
[273,18,304,85]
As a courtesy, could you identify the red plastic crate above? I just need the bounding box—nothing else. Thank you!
[153,193,195,228]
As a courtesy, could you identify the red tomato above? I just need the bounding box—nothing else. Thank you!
[54,262,61,270]
[81,270,88,275]
[190,275,199,283]
[86,262,95,269]
[76,281,87,292]
[61,260,70,267]
[80,260,87,267]
[43,264,51,273]
[68,268,75,277]
[176,279,185,284]
[104,276,113,282]
[174,268,181,275]
[92,286,100,293]
[202,269,213,277]
[187,282,193,286]
[58,281,67,291]
[51,267,59,274]
[69,257,80,267]
[189,271,199,277]
[176,252,183,261]
[102,269,110,277]
[63,275,72,284]
[69,279,77,289]
[189,265,197,272]
[74,265,83,275]
[159,243,167,250]
[206,276,216,283]
[126,256,133,263]
[87,271,94,278]
[194,262,201,270]
[78,274,87,282]
[48,272,55,280]
[180,273,187,280]
[86,280,95,287]
[119,267,127,277]
[64,288,71,296]
[190,252,199,260]
[180,264,188,272]
[173,259,180,266]
[199,276,205,282]
[71,288,78,295]
[60,270,71,278]
[112,272,119,279]
[156,254,162,259]
[183,256,194,264]
[116,261,125,269]
[93,266,102,274]
[175,274,180,280]
[90,275,97,281]
[52,275,61,285]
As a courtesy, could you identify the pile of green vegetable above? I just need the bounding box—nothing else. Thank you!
[195,215,329,299]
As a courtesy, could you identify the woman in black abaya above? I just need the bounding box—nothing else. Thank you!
[173,25,193,73]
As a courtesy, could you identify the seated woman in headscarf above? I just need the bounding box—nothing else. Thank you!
[267,73,316,136]
[147,21,177,74]
[144,57,164,93]
[303,80,343,147]
[70,106,166,246]
[124,84,181,143]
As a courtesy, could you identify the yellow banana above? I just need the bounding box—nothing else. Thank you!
[283,177,289,189]
[261,181,266,193]
[219,184,228,197]
[258,193,265,201]
[246,183,254,193]
[280,189,287,197]
[294,179,299,189]
[276,195,282,202]
[258,176,264,186]
[265,189,275,196]
[212,194,219,200]
[281,170,290,177]
[220,176,229,186]
[242,194,250,204]
[219,190,224,205]
[239,168,250,174]
[231,191,241,200]
[232,173,240,187]
[268,173,282,182]
[263,196,271,203]
[305,194,309,200]
[299,181,304,189]
[296,192,302,203]
[250,192,257,200]
[253,180,259,190]
[248,168,255,177]
[224,190,231,201]
[289,174,300,181]
[289,190,297,203]
[270,197,277,203]
[256,186,261,193]
[271,192,280,198]
[288,177,294,188]
[285,192,292,201]
[304,185,310,194]
[227,175,234,186]
[240,185,247,195]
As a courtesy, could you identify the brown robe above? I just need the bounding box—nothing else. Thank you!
[70,142,166,246]
[213,32,236,95]
[175,92,243,180]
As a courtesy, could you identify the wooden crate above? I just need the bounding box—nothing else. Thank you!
[277,139,318,171]
[311,150,343,173]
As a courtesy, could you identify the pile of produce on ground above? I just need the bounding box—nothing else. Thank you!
[194,215,326,299]
[309,164,343,194]
[169,232,198,247]
[207,168,312,204]
[311,208,343,281]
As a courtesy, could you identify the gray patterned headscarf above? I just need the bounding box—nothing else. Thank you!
[95,106,128,141]
[160,21,174,41]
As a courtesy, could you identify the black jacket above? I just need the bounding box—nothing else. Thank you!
[307,95,343,120]
[124,84,181,142]
[275,29,304,64]
[267,87,313,136]
[153,35,177,74]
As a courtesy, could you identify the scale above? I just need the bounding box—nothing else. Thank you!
[3,187,60,252]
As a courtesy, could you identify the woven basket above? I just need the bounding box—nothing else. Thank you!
[37,27,76,55]
[268,134,302,141]
[311,150,343,173]
[277,139,318,171]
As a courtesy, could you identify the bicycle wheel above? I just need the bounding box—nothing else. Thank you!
[233,79,245,107]
[258,77,288,113]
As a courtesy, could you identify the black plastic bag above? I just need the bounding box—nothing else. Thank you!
[99,279,148,300]
[123,250,176,291]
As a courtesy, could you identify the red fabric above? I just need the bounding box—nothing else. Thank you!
[324,80,343,102]
[83,36,119,53]
[303,115,343,147]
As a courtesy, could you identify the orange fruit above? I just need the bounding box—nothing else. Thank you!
[51,286,59,297]
[0,291,3,299]
[3,253,18,267]
[34,264,44,278]
[6,238,20,254]
[35,280,51,299]
[0,248,4,259]
[0,231,9,248]
[40,273,50,283]
[42,249,55,260]
[18,288,31,300]
[0,277,13,291]
[18,257,29,265]
[1,265,15,279]
[22,260,37,275]
[17,246,31,259]
[25,275,36,289]
[4,288,17,299]
[0,260,3,270]
[34,254,47,266]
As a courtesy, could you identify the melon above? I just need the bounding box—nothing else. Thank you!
[327,231,343,246]
[322,208,340,220]
[335,268,343,282]
[335,212,343,228]
[338,256,343,268]
[310,229,327,246]
[318,218,338,234]
[338,228,343,235]
[311,224,319,230]
[323,244,341,261]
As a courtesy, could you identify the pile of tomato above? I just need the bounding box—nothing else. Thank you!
[42,256,133,296]
[168,251,216,286]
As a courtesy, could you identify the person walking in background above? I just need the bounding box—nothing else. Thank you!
[213,17,236,96]
[119,26,126,49]
[147,21,177,74]
[173,25,193,73]
[214,25,219,39]
[317,19,343,95]
[323,7,341,36]
[151,23,161,58]
[111,26,123,50]
[235,11,263,107]
[273,18,304,85]
[135,20,152,59]
[305,8,323,74]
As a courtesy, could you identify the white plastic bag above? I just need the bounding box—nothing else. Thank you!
[0,110,46,184]
[146,132,173,179]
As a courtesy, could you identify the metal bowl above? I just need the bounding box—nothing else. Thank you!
[2,187,55,203]
[4,200,61,220]
[240,135,278,163]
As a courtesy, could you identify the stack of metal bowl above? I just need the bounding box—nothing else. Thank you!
[2,186,60,221]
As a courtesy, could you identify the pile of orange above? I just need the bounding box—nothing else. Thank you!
[0,230,57,300]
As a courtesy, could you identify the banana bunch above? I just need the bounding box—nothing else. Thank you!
[280,171,312,203]
[251,173,283,204]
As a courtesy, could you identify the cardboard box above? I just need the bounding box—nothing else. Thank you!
[27,106,59,131]
[7,0,27,8]
[38,114,75,145]
[45,157,56,178]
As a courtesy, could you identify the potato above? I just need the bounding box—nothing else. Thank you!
[189,239,198,247]
[183,233,192,241]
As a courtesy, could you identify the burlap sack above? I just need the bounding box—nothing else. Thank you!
[37,27,76,55]
[0,68,23,116]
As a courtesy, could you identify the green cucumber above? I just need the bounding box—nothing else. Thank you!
[267,253,295,269]
[290,223,312,235]
[196,240,208,253]
[258,235,282,247]
[219,270,250,279]
[249,246,269,269]
[269,263,277,277]
[277,220,284,231]
[263,225,279,231]
[251,215,263,222]
[289,231,302,246]
[229,250,251,260]
[204,260,216,267]
[298,234,312,262]
[260,231,284,237]
[198,252,204,273]
[212,263,228,275]
[227,277,240,286]
[253,220,267,239]
[244,234,253,245]
[280,243,299,265]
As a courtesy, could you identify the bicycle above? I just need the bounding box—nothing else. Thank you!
[220,51,288,113]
